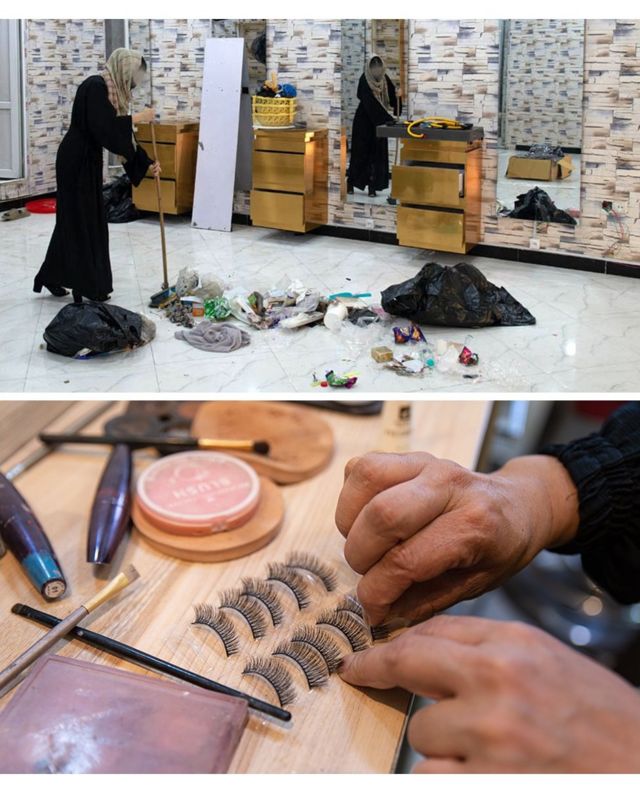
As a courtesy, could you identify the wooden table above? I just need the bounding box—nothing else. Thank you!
[0,400,492,773]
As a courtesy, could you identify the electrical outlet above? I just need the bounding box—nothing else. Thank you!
[529,237,540,250]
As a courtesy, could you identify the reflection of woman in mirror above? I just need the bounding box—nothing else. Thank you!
[347,55,401,198]
[33,48,160,303]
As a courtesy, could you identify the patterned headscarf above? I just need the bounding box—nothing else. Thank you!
[364,54,390,112]
[102,48,144,116]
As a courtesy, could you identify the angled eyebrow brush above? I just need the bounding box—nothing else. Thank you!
[39,432,270,456]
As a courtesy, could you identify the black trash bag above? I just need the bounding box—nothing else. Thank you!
[102,174,142,223]
[43,302,156,358]
[508,187,577,226]
[250,32,267,65]
[381,262,536,328]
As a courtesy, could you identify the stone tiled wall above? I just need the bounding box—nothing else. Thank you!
[0,19,106,201]
[4,18,639,264]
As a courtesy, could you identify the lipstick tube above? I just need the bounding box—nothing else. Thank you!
[87,443,132,565]
[0,473,66,600]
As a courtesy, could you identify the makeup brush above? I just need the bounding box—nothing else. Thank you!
[39,433,271,456]
[12,603,291,723]
[0,565,139,691]
[87,443,132,566]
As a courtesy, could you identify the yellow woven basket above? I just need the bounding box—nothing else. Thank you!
[252,96,297,128]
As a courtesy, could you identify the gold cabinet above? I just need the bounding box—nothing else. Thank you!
[132,122,199,215]
[250,129,328,233]
[385,128,483,254]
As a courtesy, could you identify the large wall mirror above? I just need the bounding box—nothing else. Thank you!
[126,19,267,106]
[497,19,585,226]
[341,19,408,206]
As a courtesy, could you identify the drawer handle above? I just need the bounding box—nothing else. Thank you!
[458,171,465,198]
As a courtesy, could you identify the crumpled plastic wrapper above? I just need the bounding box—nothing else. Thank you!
[175,267,200,297]
[194,276,224,301]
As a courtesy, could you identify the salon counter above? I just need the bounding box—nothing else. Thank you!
[250,128,329,233]
[379,125,484,254]
[0,400,492,773]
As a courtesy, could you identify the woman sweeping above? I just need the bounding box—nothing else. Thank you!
[347,55,401,198]
[34,48,160,303]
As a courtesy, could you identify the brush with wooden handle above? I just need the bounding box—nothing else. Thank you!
[39,433,270,456]
[0,564,140,691]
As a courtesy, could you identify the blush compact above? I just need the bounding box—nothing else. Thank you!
[135,451,261,536]
[132,451,284,561]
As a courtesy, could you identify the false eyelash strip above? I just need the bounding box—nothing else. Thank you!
[316,610,371,652]
[242,656,296,707]
[336,595,390,642]
[336,594,364,619]
[192,603,240,656]
[272,641,329,689]
[290,626,343,673]
[284,552,338,592]
[218,590,269,639]
[240,577,284,626]
[265,563,311,609]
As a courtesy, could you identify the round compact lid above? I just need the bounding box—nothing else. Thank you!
[135,451,261,535]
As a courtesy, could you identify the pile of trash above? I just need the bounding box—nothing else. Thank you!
[42,259,536,387]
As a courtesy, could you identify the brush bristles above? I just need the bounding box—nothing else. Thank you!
[253,441,270,455]
[122,564,140,584]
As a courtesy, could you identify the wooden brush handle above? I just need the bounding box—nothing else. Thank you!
[0,567,138,692]
[0,605,87,690]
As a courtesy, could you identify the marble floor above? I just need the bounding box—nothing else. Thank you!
[2,212,640,394]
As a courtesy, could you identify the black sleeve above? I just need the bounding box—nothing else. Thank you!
[541,401,640,604]
[356,74,394,125]
[123,143,154,187]
[386,75,402,116]
[85,77,136,160]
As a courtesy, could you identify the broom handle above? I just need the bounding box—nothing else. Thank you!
[149,121,169,289]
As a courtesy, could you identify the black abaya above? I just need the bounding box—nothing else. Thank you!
[35,75,152,299]
[347,74,401,192]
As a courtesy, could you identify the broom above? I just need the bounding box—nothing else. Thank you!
[149,120,170,299]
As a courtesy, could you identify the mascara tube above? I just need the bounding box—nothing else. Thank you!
[0,472,67,600]
[87,443,132,565]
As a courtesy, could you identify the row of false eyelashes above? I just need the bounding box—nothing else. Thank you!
[191,552,389,706]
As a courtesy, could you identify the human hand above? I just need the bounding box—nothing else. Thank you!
[335,452,579,625]
[339,615,640,773]
[150,161,161,178]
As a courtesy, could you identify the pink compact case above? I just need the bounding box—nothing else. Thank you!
[135,451,261,536]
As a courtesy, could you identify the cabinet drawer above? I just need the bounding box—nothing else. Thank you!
[397,206,466,254]
[132,178,177,214]
[136,123,178,144]
[392,165,465,209]
[253,151,306,193]
[250,190,305,233]
[400,139,470,165]
[254,132,307,154]
[143,143,176,179]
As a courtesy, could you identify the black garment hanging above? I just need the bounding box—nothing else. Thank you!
[347,73,400,193]
[34,75,152,299]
